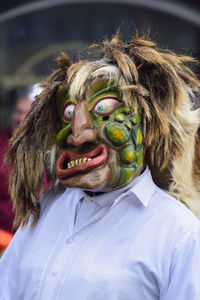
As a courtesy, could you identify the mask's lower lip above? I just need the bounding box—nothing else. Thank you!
[56,144,108,179]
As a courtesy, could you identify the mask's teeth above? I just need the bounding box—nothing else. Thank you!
[67,157,92,168]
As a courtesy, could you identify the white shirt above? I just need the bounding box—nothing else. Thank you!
[75,177,136,231]
[0,168,200,300]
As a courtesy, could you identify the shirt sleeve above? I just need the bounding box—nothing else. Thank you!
[161,225,200,300]
[0,227,24,300]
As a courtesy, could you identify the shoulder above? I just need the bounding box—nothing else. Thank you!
[135,168,200,232]
[151,185,200,234]
[1,186,69,249]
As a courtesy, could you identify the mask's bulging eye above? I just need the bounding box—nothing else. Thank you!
[93,97,121,117]
[63,102,75,121]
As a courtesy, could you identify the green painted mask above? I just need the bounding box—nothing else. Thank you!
[56,75,144,191]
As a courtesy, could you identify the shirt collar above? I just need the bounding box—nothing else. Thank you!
[127,166,156,207]
[89,184,130,208]
[85,166,156,208]
[65,166,156,209]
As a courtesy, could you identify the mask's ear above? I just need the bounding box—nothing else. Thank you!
[6,54,71,228]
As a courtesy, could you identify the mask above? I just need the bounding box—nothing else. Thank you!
[56,68,144,191]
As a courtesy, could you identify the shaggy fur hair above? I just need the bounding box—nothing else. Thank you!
[6,34,200,227]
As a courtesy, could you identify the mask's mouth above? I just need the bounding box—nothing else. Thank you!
[56,144,108,179]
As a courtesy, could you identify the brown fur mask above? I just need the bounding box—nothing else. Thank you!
[6,34,200,228]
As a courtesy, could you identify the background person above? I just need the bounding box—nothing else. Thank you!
[0,84,42,254]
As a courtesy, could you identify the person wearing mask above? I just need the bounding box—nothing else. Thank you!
[0,35,200,299]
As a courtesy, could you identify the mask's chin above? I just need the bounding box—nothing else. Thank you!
[57,162,143,192]
[58,163,111,190]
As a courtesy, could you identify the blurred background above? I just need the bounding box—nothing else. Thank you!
[0,0,199,129]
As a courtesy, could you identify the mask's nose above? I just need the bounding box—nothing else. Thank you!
[67,101,97,147]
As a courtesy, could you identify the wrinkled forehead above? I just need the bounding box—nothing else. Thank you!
[68,60,120,100]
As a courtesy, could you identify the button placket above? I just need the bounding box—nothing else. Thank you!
[57,224,99,299]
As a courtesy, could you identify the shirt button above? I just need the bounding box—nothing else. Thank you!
[67,237,73,244]
[52,271,58,276]
[85,197,91,203]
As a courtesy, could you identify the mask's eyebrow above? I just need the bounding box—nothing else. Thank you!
[88,78,120,102]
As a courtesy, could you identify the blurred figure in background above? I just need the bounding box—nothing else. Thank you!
[0,83,43,254]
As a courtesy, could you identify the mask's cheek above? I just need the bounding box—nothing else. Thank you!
[106,148,121,189]
[56,124,71,147]
[98,120,144,188]
[97,124,127,188]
